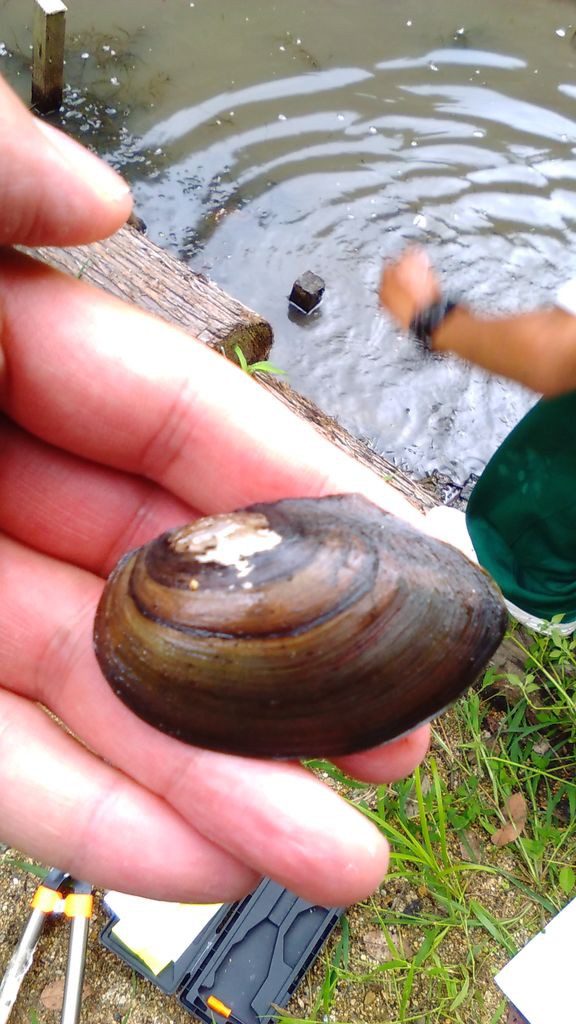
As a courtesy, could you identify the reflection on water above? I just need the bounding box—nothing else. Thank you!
[3,0,576,483]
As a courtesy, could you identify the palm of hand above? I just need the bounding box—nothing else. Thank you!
[0,76,428,905]
[379,248,441,328]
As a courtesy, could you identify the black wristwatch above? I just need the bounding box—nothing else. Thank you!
[409,298,460,352]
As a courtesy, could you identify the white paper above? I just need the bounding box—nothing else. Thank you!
[495,897,576,1024]
[103,891,223,975]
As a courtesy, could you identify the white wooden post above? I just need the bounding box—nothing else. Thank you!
[31,0,67,113]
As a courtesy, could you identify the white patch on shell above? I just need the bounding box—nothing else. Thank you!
[170,512,282,577]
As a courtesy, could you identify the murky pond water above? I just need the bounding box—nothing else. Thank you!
[3,0,576,484]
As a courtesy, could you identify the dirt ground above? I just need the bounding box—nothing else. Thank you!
[0,855,232,1024]
[0,850,343,1024]
[0,844,508,1024]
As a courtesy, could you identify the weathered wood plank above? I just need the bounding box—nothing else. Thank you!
[30,224,435,511]
[31,225,273,364]
[257,374,436,511]
[31,0,67,114]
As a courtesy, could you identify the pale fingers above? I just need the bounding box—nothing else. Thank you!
[0,252,425,529]
[0,425,431,785]
[379,247,440,328]
[334,728,430,783]
[0,75,132,245]
[0,416,198,574]
[0,533,399,905]
[0,688,257,901]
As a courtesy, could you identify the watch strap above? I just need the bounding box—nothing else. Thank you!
[409,298,460,351]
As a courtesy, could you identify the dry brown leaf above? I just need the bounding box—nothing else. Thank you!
[493,679,524,704]
[40,979,65,1011]
[361,927,391,962]
[491,792,527,846]
[459,829,483,863]
[362,926,417,962]
[484,710,501,735]
[363,990,378,1010]
[39,978,93,1012]
[403,774,432,818]
[506,792,527,827]
[491,822,523,847]
[394,929,416,960]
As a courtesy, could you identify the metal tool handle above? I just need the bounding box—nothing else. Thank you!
[60,913,90,1024]
[60,881,92,1024]
[0,907,46,1024]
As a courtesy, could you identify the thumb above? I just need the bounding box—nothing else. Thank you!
[0,74,132,246]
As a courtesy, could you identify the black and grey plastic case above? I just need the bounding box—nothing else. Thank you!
[100,877,345,1024]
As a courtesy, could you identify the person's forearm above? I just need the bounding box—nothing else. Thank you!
[433,305,576,396]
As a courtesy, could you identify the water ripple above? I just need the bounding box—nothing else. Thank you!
[130,1,576,484]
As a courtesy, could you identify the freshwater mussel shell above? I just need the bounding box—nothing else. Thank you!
[93,494,507,758]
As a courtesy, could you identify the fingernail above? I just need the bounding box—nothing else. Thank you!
[410,247,428,264]
[35,119,132,203]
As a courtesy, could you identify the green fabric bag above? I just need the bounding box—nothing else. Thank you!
[466,391,576,621]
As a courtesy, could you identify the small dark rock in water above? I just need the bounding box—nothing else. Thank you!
[289,271,325,313]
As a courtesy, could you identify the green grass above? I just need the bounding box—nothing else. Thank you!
[302,623,576,1023]
[233,343,286,377]
[2,858,48,880]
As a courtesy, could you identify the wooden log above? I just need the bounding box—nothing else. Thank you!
[257,374,436,511]
[30,226,273,365]
[29,225,435,512]
[31,0,67,114]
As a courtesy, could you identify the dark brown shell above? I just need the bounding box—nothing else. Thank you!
[93,494,507,758]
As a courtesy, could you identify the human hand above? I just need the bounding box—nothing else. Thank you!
[0,76,429,907]
[379,248,441,329]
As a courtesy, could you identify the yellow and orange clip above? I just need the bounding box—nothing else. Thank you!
[0,868,93,1024]
[31,883,93,920]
